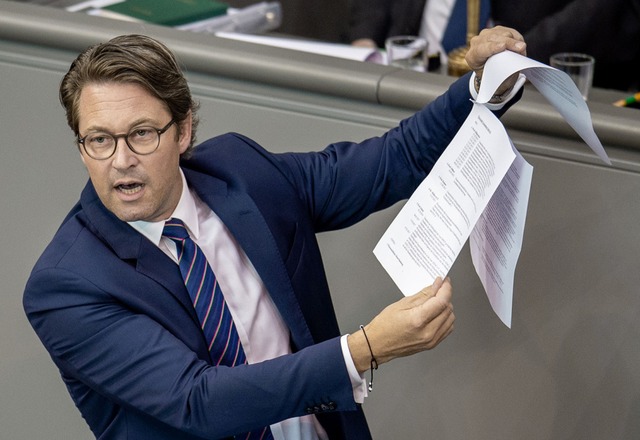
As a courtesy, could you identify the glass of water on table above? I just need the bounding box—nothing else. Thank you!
[385,36,428,72]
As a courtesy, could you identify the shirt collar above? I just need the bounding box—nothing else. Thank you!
[128,170,200,245]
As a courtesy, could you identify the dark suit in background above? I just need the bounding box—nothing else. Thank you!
[491,0,640,91]
[347,0,427,48]
[347,0,640,91]
[228,0,350,42]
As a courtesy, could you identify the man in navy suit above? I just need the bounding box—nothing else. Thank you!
[24,27,527,439]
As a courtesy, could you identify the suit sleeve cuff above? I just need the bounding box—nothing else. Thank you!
[340,334,368,403]
[469,72,527,110]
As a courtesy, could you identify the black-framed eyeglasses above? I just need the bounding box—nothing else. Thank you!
[77,119,176,160]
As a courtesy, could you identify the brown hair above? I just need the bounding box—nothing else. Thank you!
[59,34,200,157]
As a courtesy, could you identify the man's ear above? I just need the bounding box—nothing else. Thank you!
[178,111,193,155]
[79,149,88,167]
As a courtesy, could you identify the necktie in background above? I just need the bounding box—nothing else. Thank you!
[441,0,491,54]
[163,218,273,440]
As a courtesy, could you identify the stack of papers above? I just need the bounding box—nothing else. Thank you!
[374,52,610,327]
[214,32,382,63]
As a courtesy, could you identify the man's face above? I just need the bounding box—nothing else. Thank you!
[77,82,191,223]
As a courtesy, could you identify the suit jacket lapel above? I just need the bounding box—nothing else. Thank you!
[79,168,316,352]
[79,182,200,328]
[183,168,315,350]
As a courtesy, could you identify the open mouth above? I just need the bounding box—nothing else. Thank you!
[116,182,144,194]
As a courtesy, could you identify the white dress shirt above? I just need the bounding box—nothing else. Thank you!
[129,171,366,439]
[420,0,456,65]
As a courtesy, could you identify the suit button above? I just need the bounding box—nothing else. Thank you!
[327,401,337,410]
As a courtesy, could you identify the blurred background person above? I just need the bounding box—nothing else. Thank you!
[228,0,351,42]
[347,0,491,69]
[491,0,640,91]
[347,0,639,92]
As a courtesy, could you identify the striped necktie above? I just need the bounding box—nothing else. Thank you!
[163,218,273,440]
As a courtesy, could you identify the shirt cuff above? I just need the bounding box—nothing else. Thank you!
[340,334,368,403]
[469,72,527,111]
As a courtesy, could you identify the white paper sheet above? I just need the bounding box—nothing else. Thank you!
[476,51,610,165]
[373,104,516,296]
[374,51,609,327]
[215,32,383,63]
[469,146,533,328]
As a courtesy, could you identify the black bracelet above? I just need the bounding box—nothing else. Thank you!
[359,325,378,392]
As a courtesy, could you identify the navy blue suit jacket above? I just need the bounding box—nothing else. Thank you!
[24,74,511,439]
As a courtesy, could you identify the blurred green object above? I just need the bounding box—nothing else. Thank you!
[104,0,228,26]
[613,92,640,109]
